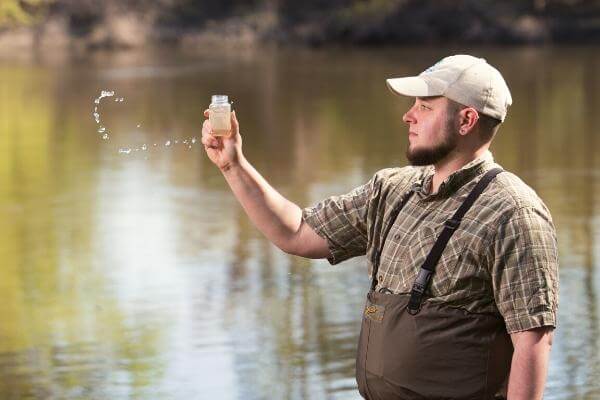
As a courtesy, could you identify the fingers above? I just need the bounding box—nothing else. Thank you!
[202,119,212,137]
[201,134,219,149]
[204,109,209,118]
[201,120,219,148]
[202,132,218,147]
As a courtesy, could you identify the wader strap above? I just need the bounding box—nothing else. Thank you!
[407,167,504,315]
[370,189,415,292]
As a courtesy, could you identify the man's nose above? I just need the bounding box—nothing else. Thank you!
[403,106,416,124]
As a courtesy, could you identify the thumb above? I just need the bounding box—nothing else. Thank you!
[230,110,239,135]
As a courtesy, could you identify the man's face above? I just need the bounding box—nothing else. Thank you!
[402,96,458,166]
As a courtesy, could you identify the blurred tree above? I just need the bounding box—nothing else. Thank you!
[154,0,263,29]
[2,0,600,43]
[278,0,351,24]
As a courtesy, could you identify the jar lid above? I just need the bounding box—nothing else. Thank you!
[211,95,229,105]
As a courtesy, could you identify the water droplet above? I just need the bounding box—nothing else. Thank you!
[102,133,109,140]
[141,144,147,151]
[165,140,171,146]
[183,140,188,144]
[119,98,124,102]
[93,112,100,123]
[98,127,106,133]
[188,145,192,149]
[191,137,197,144]
[175,140,178,144]
[94,99,100,104]
[153,143,157,146]
[119,148,132,154]
[101,90,115,97]
[114,98,119,102]
[136,124,141,128]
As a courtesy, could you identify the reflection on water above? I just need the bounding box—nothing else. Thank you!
[0,45,598,399]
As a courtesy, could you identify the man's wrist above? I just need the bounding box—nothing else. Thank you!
[220,156,245,175]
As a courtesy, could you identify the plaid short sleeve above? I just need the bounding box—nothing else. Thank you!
[489,205,559,334]
[301,176,376,265]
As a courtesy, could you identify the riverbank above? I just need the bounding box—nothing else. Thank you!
[1,0,599,53]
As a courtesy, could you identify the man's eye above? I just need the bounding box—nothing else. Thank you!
[420,104,431,110]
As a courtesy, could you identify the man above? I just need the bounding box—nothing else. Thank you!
[201,54,559,400]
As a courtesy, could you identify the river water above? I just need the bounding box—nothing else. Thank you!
[0,45,598,399]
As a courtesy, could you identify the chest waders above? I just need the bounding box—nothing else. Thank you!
[356,168,513,400]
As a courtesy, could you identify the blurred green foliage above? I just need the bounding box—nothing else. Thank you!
[0,0,49,27]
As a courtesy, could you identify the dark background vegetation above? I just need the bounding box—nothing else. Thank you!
[2,0,600,49]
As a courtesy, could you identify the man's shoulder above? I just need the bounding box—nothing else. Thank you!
[372,165,428,191]
[490,167,552,216]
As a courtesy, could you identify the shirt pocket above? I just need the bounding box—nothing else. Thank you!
[390,225,468,296]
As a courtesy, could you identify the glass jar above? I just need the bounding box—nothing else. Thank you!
[209,95,231,136]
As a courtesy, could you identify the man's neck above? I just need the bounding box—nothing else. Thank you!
[430,148,488,194]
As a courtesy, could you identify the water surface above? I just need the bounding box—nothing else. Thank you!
[0,45,599,399]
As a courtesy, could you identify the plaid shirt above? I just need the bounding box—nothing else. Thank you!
[301,150,559,334]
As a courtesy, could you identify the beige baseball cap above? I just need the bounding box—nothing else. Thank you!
[386,54,512,122]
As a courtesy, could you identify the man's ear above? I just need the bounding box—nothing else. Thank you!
[458,108,479,135]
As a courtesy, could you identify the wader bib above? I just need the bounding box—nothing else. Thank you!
[356,168,513,400]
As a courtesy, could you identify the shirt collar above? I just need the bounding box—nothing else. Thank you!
[411,150,495,200]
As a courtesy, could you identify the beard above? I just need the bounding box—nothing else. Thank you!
[406,118,459,166]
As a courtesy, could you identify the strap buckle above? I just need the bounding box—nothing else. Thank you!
[407,269,432,315]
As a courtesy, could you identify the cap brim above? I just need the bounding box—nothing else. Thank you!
[386,76,442,97]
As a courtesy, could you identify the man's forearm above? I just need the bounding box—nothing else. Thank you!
[507,327,553,400]
[220,155,302,253]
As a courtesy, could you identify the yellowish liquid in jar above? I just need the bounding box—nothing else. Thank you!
[209,104,231,136]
